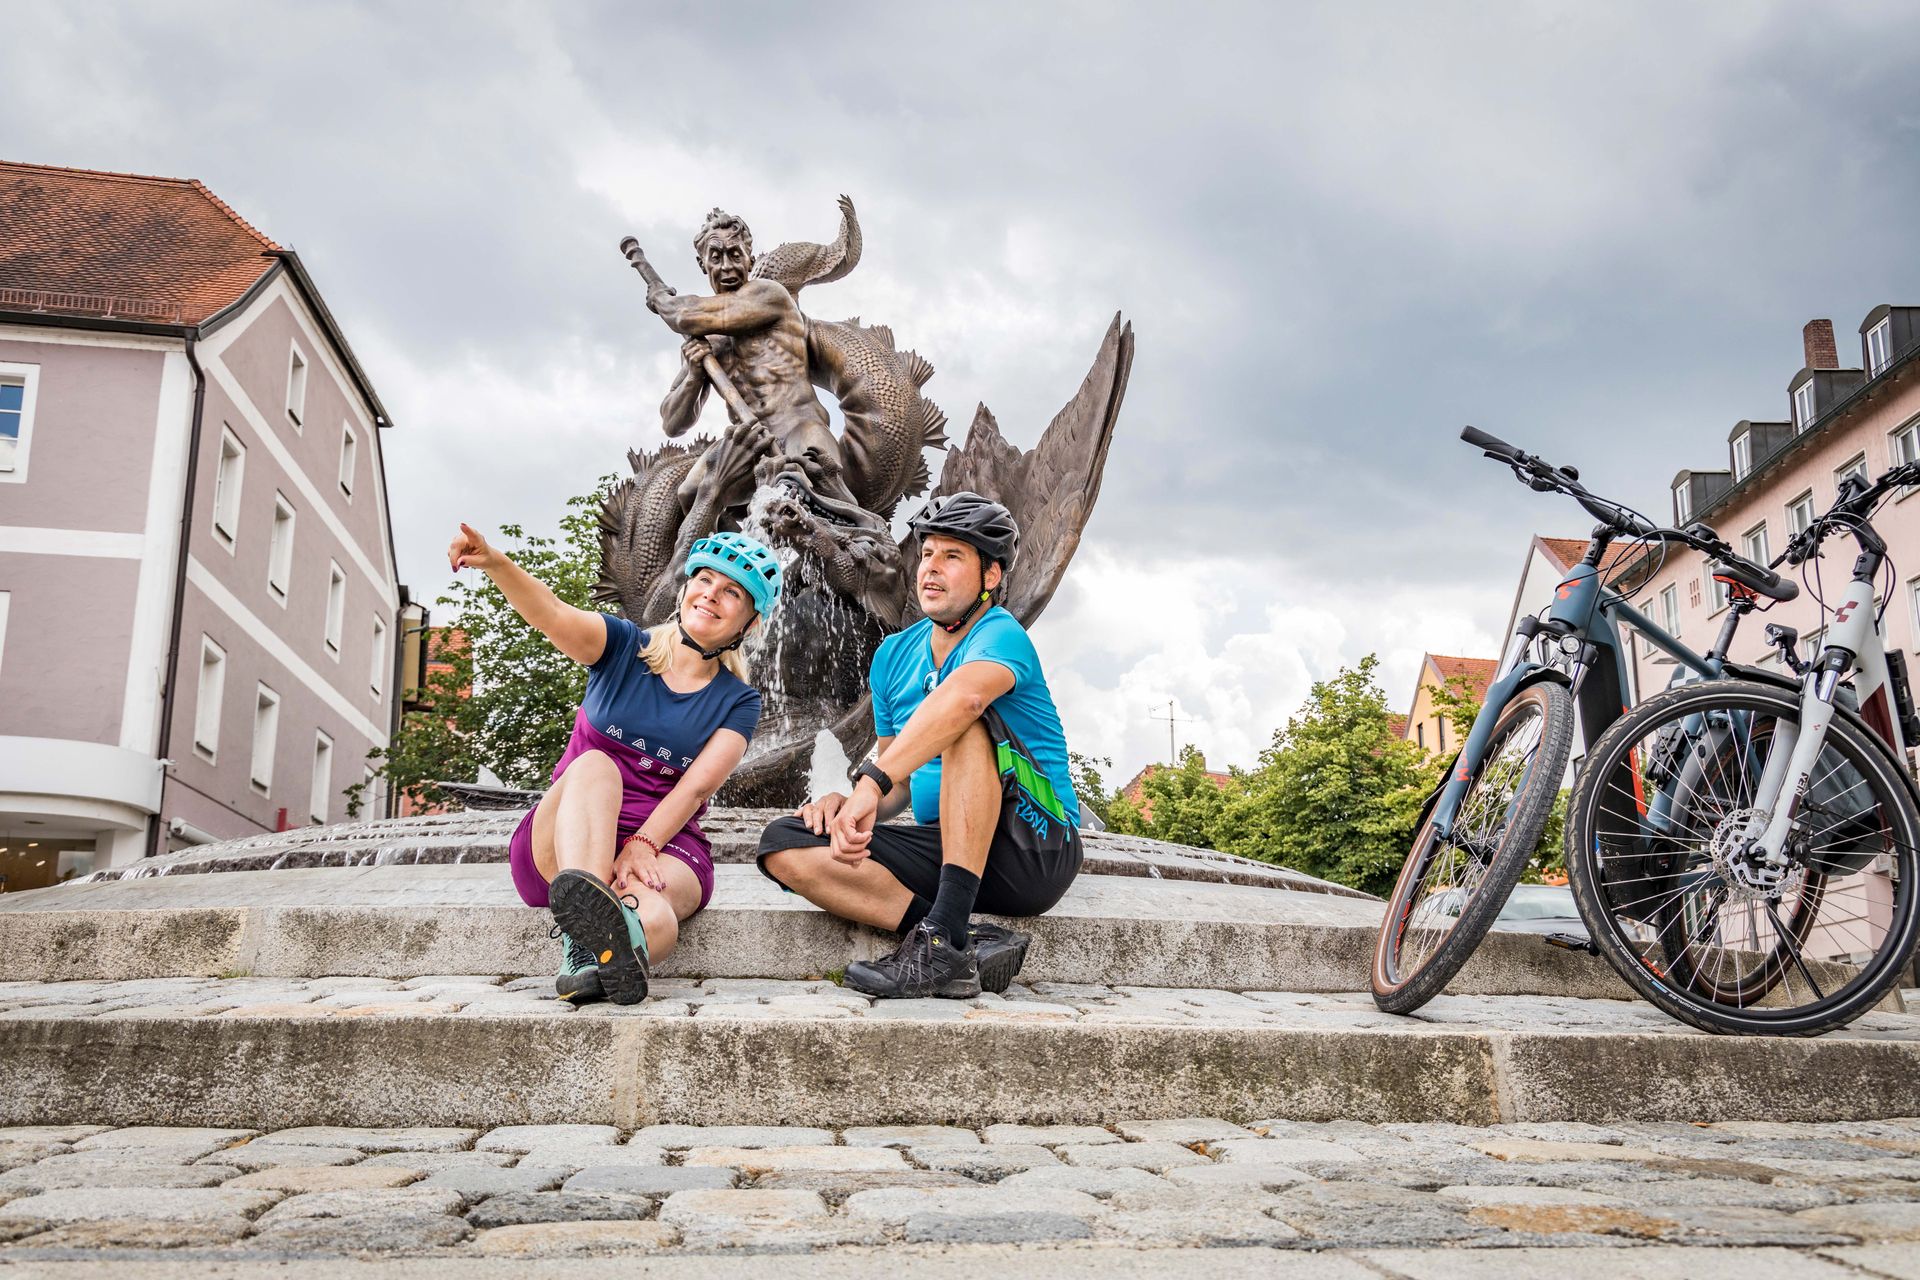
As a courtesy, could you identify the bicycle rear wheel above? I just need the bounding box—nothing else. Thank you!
[1372,680,1574,1013]
[1567,679,1920,1036]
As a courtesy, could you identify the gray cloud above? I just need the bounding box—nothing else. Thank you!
[5,0,1919,779]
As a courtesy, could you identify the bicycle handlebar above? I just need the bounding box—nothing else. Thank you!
[1460,425,1521,459]
[1778,460,1920,566]
[1459,426,1790,599]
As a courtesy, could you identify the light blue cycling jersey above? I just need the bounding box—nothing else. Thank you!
[869,606,1080,828]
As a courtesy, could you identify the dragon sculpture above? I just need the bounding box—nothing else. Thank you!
[597,197,1133,806]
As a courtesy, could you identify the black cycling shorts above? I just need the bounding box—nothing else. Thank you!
[756,707,1083,917]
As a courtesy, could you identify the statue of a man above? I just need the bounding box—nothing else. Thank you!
[652,209,854,516]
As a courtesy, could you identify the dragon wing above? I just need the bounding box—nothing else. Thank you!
[929,313,1134,626]
[750,194,862,297]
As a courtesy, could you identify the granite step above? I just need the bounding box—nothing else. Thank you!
[0,863,1638,999]
[87,807,1374,899]
[2,976,1919,1129]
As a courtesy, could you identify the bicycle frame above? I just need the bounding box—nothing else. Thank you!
[1430,553,1724,841]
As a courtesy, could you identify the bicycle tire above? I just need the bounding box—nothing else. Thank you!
[1372,680,1575,1013]
[1567,679,1920,1036]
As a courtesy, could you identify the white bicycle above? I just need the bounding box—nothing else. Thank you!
[1567,461,1920,1034]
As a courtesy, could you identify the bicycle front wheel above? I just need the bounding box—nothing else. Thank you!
[1567,679,1920,1036]
[1372,680,1574,1013]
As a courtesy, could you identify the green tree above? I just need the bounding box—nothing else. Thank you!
[1105,746,1235,848]
[354,482,611,814]
[1211,656,1431,896]
[1067,750,1122,828]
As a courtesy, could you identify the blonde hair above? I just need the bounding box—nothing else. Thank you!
[639,619,752,683]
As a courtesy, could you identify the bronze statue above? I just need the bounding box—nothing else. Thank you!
[601,197,1133,805]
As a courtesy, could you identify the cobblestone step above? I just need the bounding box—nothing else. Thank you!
[3,978,1918,1129]
[0,1116,1918,1263]
[0,863,1633,998]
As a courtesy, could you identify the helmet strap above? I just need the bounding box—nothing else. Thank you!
[938,589,992,634]
[675,611,754,660]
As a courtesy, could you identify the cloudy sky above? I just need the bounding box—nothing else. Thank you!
[8,1,1920,783]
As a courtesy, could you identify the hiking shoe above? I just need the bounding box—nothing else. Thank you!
[844,921,981,999]
[968,921,1032,994]
[548,869,650,1005]
[553,927,605,1005]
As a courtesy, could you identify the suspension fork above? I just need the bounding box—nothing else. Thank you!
[1430,628,1542,840]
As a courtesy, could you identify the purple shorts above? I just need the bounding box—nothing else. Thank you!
[508,808,714,912]
[506,710,718,912]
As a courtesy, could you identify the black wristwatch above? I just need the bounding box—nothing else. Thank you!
[853,761,894,797]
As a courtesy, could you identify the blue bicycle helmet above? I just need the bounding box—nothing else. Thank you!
[686,532,783,617]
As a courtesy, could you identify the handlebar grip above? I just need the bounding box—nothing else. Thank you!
[1460,425,1520,458]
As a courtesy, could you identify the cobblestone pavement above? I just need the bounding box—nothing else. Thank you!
[1,1116,1919,1265]
[1,975,1916,1037]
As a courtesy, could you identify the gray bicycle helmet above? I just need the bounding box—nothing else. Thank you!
[908,491,1019,571]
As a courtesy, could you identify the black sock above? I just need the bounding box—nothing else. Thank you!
[896,894,933,935]
[925,865,980,947]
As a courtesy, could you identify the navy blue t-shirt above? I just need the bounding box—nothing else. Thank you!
[581,615,760,774]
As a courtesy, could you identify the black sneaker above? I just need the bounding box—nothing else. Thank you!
[844,921,981,999]
[968,921,1032,994]
[548,869,651,1005]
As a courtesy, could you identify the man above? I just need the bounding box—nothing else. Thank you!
[757,492,1084,998]
[651,208,859,516]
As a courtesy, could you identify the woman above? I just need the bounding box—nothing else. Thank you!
[447,523,781,1005]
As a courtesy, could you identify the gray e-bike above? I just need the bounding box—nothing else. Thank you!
[1371,427,1796,1014]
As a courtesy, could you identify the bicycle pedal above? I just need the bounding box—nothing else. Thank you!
[1542,931,1598,955]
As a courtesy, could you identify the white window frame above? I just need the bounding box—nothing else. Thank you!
[1673,481,1692,524]
[370,615,387,699]
[1836,454,1869,492]
[286,343,308,430]
[1742,522,1769,568]
[193,636,226,763]
[251,684,281,795]
[1869,318,1893,378]
[338,420,357,499]
[1793,380,1816,431]
[1788,491,1816,536]
[1732,432,1752,481]
[1707,566,1729,616]
[0,592,10,685]
[211,426,246,550]
[324,561,346,657]
[310,730,334,825]
[1660,584,1681,637]
[268,494,296,605]
[0,362,42,484]
[1892,419,1920,500]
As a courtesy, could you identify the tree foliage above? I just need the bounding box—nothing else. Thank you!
[1211,656,1433,896]
[353,483,609,815]
[1105,746,1234,849]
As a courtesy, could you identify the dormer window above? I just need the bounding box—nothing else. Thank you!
[1793,380,1816,431]
[1868,318,1893,378]
[1732,432,1752,481]
[1673,481,1692,524]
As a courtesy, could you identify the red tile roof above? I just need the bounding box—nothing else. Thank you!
[1425,654,1498,701]
[1387,714,1409,740]
[0,160,278,326]
[1538,537,1589,572]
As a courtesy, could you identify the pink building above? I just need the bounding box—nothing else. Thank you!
[1628,311,1920,966]
[0,161,405,890]
[1632,313,1920,695]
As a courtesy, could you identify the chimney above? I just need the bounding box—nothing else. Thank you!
[1803,319,1839,370]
